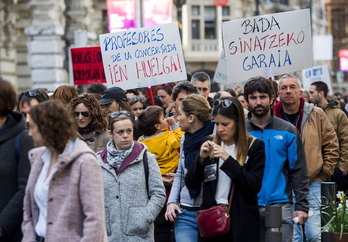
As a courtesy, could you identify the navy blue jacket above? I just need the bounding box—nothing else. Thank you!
[246,114,309,212]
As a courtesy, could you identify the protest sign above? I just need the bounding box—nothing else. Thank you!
[302,65,332,93]
[213,51,228,85]
[99,22,186,89]
[222,9,312,83]
[70,46,106,85]
[213,50,244,87]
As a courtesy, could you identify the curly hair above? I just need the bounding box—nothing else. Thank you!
[69,94,108,134]
[244,76,275,103]
[172,81,199,101]
[29,100,77,153]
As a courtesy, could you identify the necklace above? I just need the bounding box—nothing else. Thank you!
[282,110,299,126]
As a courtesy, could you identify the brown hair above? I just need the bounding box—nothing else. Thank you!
[136,106,163,136]
[29,100,77,153]
[0,78,17,117]
[52,85,78,105]
[109,114,134,133]
[212,97,251,165]
[155,82,176,96]
[69,94,108,134]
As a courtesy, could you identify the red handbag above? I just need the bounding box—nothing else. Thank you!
[196,184,235,239]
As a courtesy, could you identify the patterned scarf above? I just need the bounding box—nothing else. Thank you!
[106,140,134,169]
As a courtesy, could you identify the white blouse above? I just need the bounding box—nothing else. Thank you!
[215,143,235,205]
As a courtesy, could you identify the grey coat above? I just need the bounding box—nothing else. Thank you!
[98,143,165,242]
[97,144,165,242]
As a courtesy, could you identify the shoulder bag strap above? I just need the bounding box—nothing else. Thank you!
[143,151,149,198]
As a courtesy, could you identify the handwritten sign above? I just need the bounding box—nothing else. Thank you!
[302,65,332,93]
[222,9,312,83]
[70,46,106,85]
[99,22,186,89]
[213,51,239,87]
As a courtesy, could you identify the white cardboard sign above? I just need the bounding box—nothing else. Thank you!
[302,65,332,93]
[99,22,187,89]
[222,9,312,83]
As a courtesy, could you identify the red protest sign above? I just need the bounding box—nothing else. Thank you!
[70,46,106,85]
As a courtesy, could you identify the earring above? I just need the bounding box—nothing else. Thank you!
[188,120,192,123]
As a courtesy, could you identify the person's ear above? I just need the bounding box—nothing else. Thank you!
[155,123,161,130]
[188,114,195,123]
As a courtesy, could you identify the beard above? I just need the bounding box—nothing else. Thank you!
[250,105,270,117]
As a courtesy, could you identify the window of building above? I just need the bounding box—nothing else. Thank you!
[204,6,216,39]
[192,6,200,16]
[222,6,230,16]
[191,20,200,39]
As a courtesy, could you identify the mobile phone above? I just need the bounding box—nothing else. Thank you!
[169,112,176,117]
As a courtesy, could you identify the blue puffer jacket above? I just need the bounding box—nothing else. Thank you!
[246,114,309,212]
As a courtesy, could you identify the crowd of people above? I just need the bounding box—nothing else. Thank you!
[0,70,347,242]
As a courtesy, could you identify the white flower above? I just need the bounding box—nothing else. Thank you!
[337,191,345,200]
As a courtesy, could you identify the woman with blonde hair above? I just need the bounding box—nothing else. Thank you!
[165,94,214,241]
[185,97,265,241]
[70,93,110,152]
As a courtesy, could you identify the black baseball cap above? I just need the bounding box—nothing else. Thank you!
[99,87,127,105]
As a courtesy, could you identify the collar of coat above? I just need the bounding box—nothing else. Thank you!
[100,141,144,175]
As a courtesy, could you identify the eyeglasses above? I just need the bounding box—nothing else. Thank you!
[74,111,90,118]
[128,96,145,102]
[213,99,234,108]
[109,110,131,119]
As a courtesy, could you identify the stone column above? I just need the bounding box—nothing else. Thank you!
[15,0,33,91]
[65,0,98,46]
[25,0,67,91]
[0,0,17,85]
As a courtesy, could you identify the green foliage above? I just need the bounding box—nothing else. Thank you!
[322,191,348,239]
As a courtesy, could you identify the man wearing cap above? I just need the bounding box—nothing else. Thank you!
[99,87,132,115]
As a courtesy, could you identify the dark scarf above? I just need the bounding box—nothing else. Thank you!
[274,97,305,133]
[78,122,95,135]
[184,120,214,198]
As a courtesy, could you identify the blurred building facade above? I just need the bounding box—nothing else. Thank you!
[1,0,346,92]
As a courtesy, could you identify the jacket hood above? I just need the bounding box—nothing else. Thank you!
[303,102,314,117]
[0,111,26,142]
[29,139,97,167]
[325,99,340,109]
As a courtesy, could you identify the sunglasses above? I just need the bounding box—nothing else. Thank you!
[213,99,234,108]
[74,111,90,118]
[19,90,40,101]
[128,96,145,102]
[109,110,131,119]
